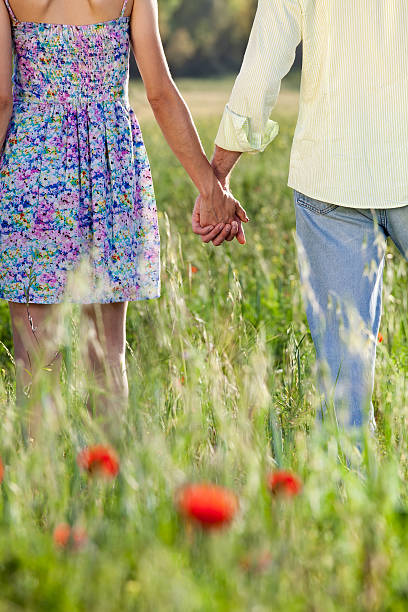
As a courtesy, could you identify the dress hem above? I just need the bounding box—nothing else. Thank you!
[1,293,161,305]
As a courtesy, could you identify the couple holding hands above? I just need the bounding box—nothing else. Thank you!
[2,0,406,438]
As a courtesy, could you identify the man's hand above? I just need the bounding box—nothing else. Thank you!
[192,196,247,246]
[198,179,249,228]
[191,146,248,246]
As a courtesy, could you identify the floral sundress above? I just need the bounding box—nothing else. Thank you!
[0,0,160,304]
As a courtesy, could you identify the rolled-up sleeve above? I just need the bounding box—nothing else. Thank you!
[215,0,302,153]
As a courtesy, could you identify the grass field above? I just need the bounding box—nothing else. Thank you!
[1,75,408,611]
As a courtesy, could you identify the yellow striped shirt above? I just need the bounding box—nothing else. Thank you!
[215,0,408,209]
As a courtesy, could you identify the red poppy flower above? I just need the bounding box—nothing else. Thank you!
[267,470,302,497]
[77,445,119,478]
[239,550,273,574]
[0,458,3,484]
[190,265,198,274]
[53,523,70,548]
[72,526,88,548]
[53,523,87,550]
[176,483,239,529]
[378,332,383,343]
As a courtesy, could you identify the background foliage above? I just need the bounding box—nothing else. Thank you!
[129,0,302,77]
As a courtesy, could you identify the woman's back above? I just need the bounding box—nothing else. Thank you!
[4,0,133,25]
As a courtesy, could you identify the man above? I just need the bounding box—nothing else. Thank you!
[193,0,408,431]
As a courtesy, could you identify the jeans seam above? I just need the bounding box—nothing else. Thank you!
[382,210,388,231]
[296,198,337,216]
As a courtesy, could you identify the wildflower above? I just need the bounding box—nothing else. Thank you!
[190,265,198,274]
[53,523,87,550]
[267,470,302,497]
[239,550,273,574]
[77,445,119,478]
[71,526,87,548]
[378,332,383,343]
[176,483,238,529]
[53,523,70,548]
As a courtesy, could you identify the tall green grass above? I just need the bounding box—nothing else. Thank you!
[0,81,407,611]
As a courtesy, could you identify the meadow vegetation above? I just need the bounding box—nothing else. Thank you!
[0,75,408,611]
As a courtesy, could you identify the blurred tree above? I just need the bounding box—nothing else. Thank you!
[130,0,302,77]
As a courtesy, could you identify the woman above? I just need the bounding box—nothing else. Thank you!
[0,0,248,435]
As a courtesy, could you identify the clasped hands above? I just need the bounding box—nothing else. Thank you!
[192,177,249,246]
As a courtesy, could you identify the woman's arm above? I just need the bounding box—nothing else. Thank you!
[0,2,14,156]
[129,0,248,243]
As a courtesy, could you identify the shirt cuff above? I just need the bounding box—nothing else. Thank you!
[214,105,279,154]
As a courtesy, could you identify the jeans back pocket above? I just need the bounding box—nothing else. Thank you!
[294,190,339,215]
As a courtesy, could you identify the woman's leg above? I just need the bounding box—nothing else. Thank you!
[80,302,129,433]
[9,302,63,439]
[293,191,387,432]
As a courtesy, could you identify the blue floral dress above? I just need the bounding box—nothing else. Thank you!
[0,0,160,304]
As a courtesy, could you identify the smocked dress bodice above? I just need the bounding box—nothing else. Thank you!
[12,17,131,107]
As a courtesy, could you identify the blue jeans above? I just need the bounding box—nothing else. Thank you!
[294,189,408,430]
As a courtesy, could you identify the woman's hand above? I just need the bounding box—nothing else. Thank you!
[195,155,248,245]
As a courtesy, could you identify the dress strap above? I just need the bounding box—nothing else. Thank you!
[120,0,128,18]
[3,0,19,24]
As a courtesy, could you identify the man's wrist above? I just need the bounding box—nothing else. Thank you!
[211,146,242,186]
[211,162,229,184]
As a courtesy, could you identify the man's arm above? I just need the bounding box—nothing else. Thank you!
[212,0,302,181]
